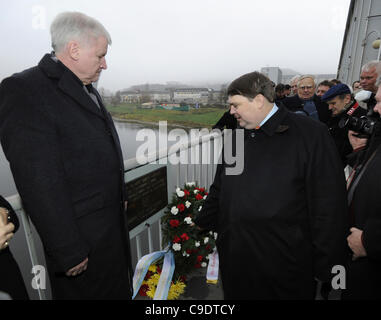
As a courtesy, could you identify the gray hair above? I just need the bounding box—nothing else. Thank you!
[289,75,300,85]
[50,12,112,53]
[298,75,316,87]
[361,60,380,73]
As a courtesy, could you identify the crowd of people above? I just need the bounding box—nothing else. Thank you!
[1,10,381,300]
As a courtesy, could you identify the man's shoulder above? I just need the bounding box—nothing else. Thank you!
[282,95,302,110]
[285,109,329,135]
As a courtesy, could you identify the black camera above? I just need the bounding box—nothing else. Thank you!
[338,115,381,136]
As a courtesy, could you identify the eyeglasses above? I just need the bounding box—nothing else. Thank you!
[299,86,314,90]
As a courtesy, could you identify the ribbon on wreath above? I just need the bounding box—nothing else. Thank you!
[206,249,219,284]
[132,248,175,300]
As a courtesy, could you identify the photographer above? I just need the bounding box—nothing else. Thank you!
[321,84,367,166]
[342,76,381,300]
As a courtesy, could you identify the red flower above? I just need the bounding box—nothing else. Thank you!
[179,275,187,283]
[177,204,185,212]
[156,265,162,274]
[186,249,192,254]
[194,263,201,269]
[184,190,190,196]
[169,219,180,228]
[197,255,203,262]
[180,233,190,241]
[196,194,203,201]
[139,284,149,296]
[173,236,181,243]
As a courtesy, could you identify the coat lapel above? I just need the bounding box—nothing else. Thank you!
[38,54,104,119]
[58,71,104,119]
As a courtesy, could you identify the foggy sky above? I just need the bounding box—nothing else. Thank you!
[0,0,350,92]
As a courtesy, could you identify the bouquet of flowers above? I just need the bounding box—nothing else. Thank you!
[161,182,217,279]
[137,182,217,299]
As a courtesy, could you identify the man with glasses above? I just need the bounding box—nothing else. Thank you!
[283,75,331,123]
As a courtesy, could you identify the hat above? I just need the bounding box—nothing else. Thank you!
[321,84,351,102]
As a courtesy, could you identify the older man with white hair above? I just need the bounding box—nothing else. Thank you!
[283,75,331,124]
[0,12,133,299]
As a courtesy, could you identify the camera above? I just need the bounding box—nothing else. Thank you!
[338,115,381,136]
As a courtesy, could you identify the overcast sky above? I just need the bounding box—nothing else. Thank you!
[0,0,350,92]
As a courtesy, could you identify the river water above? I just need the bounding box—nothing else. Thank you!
[0,120,194,197]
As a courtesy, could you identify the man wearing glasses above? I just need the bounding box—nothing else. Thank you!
[283,75,331,124]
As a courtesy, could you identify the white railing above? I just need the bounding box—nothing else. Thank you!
[6,130,222,300]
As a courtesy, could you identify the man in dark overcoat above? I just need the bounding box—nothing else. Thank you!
[195,72,348,300]
[343,73,381,300]
[0,12,132,299]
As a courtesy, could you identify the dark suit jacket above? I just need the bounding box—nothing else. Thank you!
[0,54,132,299]
[282,94,331,124]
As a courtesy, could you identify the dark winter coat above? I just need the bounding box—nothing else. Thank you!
[195,105,348,300]
[282,94,331,124]
[343,140,381,300]
[0,54,132,300]
[0,195,29,300]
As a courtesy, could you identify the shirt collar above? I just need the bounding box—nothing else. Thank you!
[259,104,279,127]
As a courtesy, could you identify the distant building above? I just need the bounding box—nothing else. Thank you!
[173,88,210,104]
[261,67,283,84]
[120,91,142,103]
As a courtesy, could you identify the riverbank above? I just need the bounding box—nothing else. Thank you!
[106,104,226,129]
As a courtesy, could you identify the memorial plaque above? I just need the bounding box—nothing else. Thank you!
[125,167,168,230]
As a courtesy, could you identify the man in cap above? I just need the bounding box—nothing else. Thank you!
[322,84,367,166]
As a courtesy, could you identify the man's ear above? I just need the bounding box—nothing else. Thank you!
[254,94,265,109]
[67,41,80,60]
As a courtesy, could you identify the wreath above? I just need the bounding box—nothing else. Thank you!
[138,182,217,299]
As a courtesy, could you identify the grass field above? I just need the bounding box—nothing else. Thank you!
[106,104,227,128]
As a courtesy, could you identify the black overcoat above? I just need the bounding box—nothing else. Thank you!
[0,195,29,300]
[343,142,381,300]
[0,54,132,300]
[282,94,331,124]
[195,106,348,300]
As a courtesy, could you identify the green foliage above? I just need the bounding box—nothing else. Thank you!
[161,183,216,279]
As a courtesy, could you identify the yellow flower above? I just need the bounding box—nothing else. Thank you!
[148,264,157,273]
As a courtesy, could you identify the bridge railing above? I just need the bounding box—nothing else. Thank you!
[5,129,223,300]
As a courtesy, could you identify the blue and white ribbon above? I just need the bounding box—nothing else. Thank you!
[132,248,175,300]
[154,250,175,300]
[132,250,167,299]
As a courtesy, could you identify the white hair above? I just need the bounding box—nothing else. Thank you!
[50,12,112,53]
[289,75,300,85]
[361,60,380,73]
[298,75,316,87]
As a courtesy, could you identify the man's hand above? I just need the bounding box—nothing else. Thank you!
[0,223,14,251]
[348,130,368,150]
[347,228,367,261]
[66,257,89,277]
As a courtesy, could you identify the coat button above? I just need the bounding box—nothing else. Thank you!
[251,132,255,138]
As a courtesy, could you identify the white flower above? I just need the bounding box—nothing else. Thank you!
[185,201,191,209]
[204,237,209,244]
[194,190,199,194]
[184,217,193,225]
[214,233,218,240]
[201,262,207,268]
[186,182,196,187]
[198,206,203,212]
[176,188,185,197]
[171,207,179,215]
[182,251,187,257]
[209,231,213,236]
[203,195,207,200]
[195,241,201,248]
[172,243,182,251]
